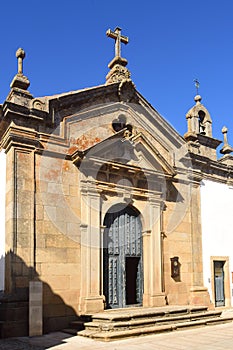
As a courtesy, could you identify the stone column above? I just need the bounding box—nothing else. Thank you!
[79,180,104,313]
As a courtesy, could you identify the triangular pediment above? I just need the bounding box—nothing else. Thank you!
[71,129,176,178]
[37,80,188,180]
[35,81,185,152]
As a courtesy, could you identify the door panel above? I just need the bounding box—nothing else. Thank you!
[214,261,225,307]
[104,205,143,309]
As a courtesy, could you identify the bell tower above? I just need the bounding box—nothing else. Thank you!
[184,94,221,160]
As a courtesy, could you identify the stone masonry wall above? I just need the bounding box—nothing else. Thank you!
[35,153,81,332]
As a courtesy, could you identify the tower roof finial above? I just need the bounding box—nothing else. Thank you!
[193,79,202,103]
[194,79,200,95]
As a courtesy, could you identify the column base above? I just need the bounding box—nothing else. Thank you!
[143,293,166,307]
[189,286,213,309]
[79,296,105,314]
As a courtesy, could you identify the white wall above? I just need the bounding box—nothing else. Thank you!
[201,179,233,305]
[0,150,6,291]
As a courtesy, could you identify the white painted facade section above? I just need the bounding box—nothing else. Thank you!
[0,149,6,291]
[201,179,233,306]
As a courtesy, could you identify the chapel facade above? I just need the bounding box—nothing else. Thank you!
[0,28,233,338]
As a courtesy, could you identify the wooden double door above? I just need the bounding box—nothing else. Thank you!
[103,205,143,309]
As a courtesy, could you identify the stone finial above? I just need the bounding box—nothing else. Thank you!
[106,27,131,85]
[10,47,30,91]
[222,126,228,145]
[220,126,233,155]
[16,48,25,74]
[194,95,202,104]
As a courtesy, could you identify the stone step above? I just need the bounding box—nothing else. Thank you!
[78,316,233,341]
[77,306,233,341]
[91,305,209,323]
[84,310,222,331]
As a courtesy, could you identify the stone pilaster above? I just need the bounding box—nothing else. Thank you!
[142,230,151,306]
[4,145,36,293]
[189,180,211,307]
[0,123,38,294]
[143,197,166,307]
[79,180,104,313]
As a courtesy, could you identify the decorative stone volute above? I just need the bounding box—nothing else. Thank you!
[106,27,131,85]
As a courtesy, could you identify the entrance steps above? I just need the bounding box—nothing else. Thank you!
[71,305,233,341]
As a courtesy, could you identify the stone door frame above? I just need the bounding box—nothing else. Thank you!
[210,256,231,308]
[78,176,166,314]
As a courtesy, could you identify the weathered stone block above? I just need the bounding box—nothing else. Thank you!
[29,281,43,336]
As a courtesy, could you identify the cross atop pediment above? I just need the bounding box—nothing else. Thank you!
[105,27,131,84]
[106,27,129,58]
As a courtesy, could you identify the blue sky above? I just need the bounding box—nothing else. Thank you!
[1,0,233,152]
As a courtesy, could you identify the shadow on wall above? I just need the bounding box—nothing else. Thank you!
[0,251,78,340]
[0,255,5,292]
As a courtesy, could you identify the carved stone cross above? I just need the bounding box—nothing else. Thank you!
[106,27,129,58]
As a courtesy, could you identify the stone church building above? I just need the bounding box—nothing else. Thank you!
[1,28,233,337]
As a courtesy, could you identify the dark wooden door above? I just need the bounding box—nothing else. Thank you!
[103,205,143,309]
[214,261,225,307]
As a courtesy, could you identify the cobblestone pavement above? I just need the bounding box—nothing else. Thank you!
[1,321,233,350]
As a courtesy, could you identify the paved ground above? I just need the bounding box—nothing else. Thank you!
[1,321,233,350]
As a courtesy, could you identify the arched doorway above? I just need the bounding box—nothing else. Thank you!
[103,204,143,309]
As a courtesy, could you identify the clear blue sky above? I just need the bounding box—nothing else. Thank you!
[1,0,233,152]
